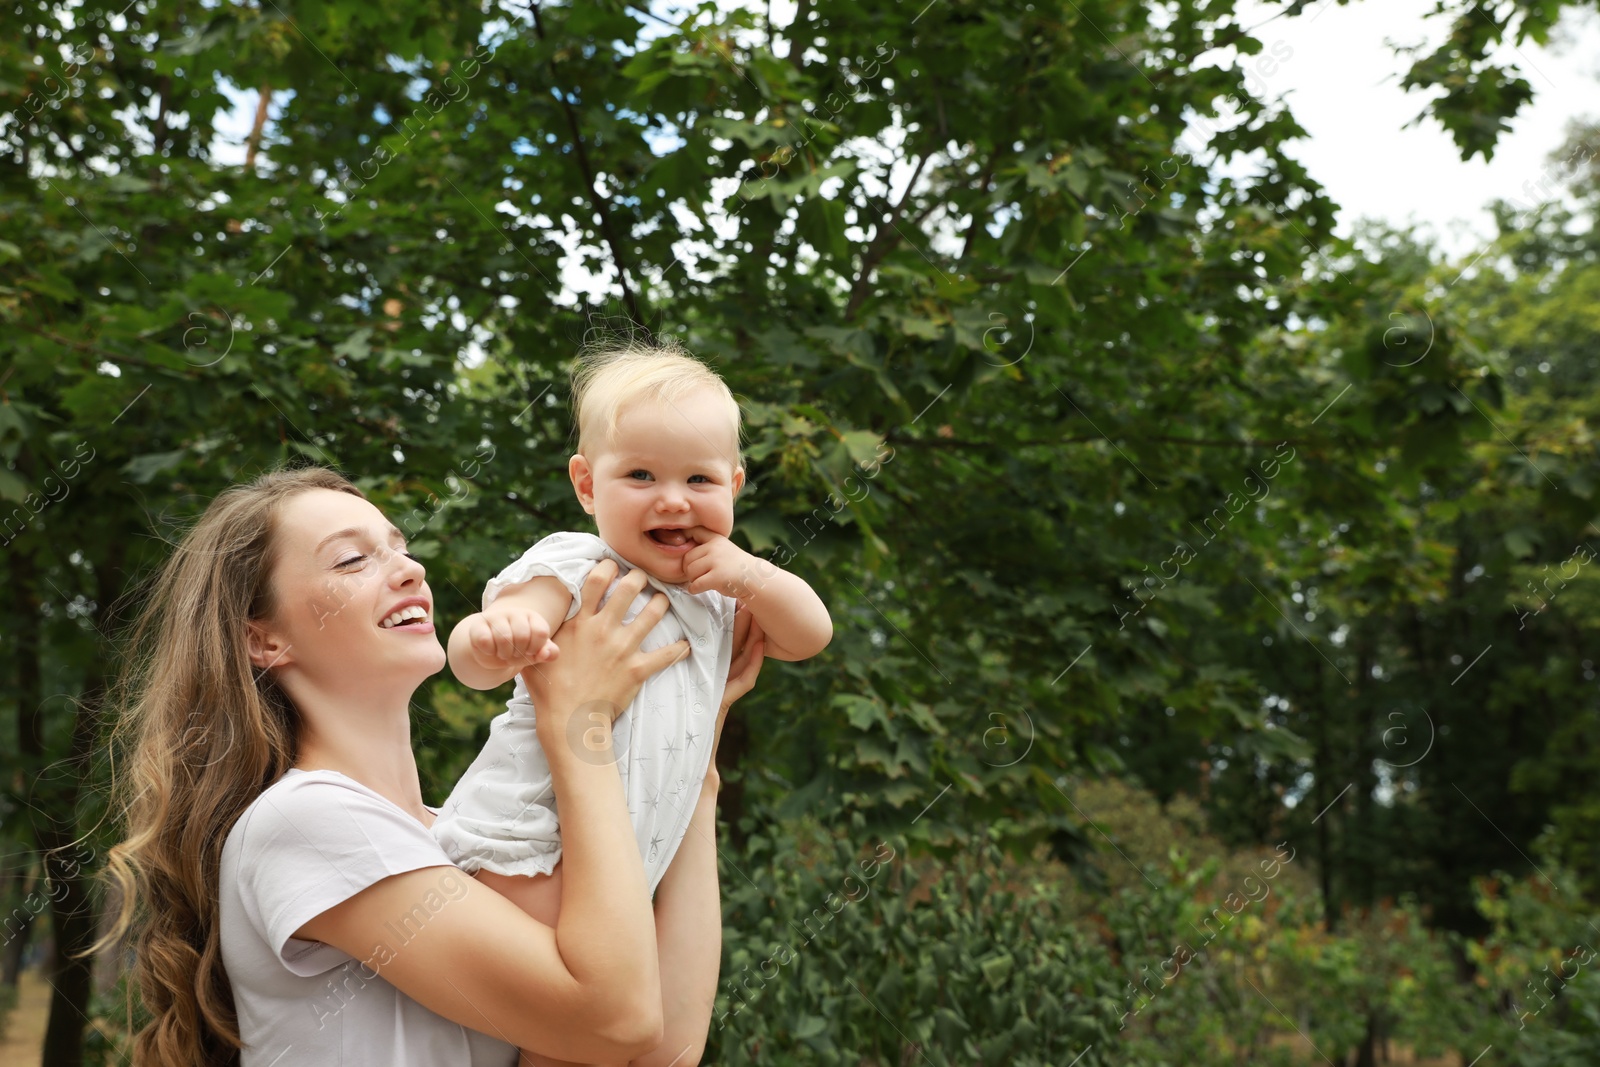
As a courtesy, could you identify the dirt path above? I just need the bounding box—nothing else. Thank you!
[0,969,49,1067]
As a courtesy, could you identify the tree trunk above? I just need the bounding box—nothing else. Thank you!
[14,542,93,1065]
[1354,1009,1380,1067]
[1353,635,1377,912]
[1314,661,1337,932]
[40,855,96,1067]
[716,707,750,852]
[1,865,37,986]
[245,84,271,168]
[36,672,109,1067]
[16,525,121,1067]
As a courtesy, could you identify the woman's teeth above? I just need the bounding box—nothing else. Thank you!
[380,605,430,628]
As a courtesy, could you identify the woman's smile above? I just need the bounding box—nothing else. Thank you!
[379,596,435,633]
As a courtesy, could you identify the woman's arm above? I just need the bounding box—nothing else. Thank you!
[300,562,687,1063]
[630,609,767,1067]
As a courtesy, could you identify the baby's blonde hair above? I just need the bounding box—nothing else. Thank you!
[570,339,743,465]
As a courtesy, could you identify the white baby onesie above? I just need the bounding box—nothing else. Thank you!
[432,532,735,895]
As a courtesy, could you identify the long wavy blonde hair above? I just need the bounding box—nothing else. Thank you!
[96,467,365,1065]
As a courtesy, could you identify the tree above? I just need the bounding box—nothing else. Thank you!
[3,0,1595,1060]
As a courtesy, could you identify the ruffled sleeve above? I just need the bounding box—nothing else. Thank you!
[482,532,612,621]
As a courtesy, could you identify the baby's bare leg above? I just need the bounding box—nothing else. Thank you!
[475,862,564,929]
[474,862,628,1067]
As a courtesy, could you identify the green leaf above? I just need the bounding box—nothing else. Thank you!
[0,466,29,502]
[122,449,189,484]
[334,328,374,362]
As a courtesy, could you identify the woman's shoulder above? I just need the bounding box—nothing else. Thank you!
[225,769,441,863]
[236,766,381,814]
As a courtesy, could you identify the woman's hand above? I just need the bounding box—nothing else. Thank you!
[706,604,765,785]
[522,560,688,745]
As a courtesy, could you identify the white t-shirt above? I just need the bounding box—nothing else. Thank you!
[219,768,517,1067]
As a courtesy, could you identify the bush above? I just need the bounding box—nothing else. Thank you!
[708,780,1600,1067]
[709,819,1123,1066]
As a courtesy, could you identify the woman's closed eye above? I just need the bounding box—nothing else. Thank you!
[335,550,420,569]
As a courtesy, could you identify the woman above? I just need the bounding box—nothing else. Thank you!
[98,467,763,1066]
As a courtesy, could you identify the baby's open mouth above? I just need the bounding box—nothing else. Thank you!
[648,528,690,547]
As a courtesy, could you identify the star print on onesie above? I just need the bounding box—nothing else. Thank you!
[432,532,735,896]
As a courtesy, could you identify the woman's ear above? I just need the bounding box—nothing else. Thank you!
[246,620,295,671]
[569,454,596,514]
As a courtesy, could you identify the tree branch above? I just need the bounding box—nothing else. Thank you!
[886,433,1309,450]
[151,74,172,155]
[845,151,933,319]
[787,0,811,71]
[15,325,196,377]
[961,150,1001,261]
[530,3,644,325]
[245,84,271,169]
[501,491,562,527]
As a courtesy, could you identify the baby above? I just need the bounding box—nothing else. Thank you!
[432,341,832,927]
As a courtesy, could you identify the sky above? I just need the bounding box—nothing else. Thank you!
[1221,0,1600,258]
[210,0,1600,265]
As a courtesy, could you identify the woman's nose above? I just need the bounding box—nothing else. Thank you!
[389,545,425,584]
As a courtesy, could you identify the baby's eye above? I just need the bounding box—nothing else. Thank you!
[628,470,653,481]
[688,474,711,484]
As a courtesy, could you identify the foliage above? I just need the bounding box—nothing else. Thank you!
[711,821,1119,1066]
[1457,859,1600,1067]
[709,778,1600,1067]
[2,0,1599,1060]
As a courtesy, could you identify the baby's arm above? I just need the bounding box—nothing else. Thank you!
[447,576,573,690]
[734,565,831,662]
[683,530,831,662]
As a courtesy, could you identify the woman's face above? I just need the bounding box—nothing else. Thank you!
[249,488,446,689]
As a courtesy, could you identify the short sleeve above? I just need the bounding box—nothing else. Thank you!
[230,773,460,977]
[482,532,610,622]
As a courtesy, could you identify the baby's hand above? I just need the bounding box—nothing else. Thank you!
[462,608,559,671]
[684,529,777,600]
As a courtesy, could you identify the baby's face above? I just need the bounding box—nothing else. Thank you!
[572,387,744,585]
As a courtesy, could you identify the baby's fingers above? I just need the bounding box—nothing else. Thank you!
[482,618,506,661]
[684,558,715,594]
[508,617,554,664]
[468,618,502,660]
